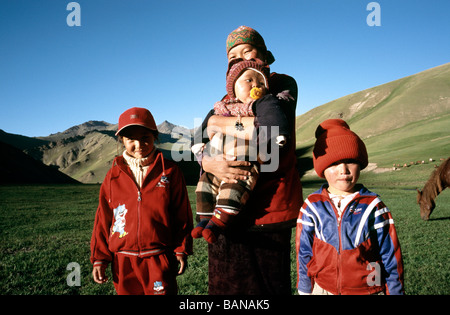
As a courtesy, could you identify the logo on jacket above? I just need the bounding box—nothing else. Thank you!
[156,175,169,188]
[348,204,362,215]
[153,281,165,294]
[112,204,128,238]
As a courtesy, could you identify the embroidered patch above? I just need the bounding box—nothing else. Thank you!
[153,281,165,294]
[156,175,169,188]
[112,204,128,238]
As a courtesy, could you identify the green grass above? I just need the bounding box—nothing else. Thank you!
[1,166,449,294]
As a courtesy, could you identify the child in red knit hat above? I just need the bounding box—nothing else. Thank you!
[191,58,292,244]
[296,119,404,295]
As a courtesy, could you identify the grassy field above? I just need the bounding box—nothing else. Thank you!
[0,163,449,295]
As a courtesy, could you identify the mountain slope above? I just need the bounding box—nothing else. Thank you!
[39,120,117,142]
[0,141,79,184]
[295,63,450,168]
[21,121,194,184]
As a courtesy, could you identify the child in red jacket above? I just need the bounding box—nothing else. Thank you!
[90,107,193,295]
[296,119,404,295]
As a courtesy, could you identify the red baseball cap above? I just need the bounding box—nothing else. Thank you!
[116,107,157,136]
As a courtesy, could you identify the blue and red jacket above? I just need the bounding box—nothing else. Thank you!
[296,184,404,295]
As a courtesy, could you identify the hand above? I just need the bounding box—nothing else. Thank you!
[92,264,108,284]
[176,255,188,275]
[202,154,252,184]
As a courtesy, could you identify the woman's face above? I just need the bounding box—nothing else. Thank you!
[121,126,155,159]
[227,44,266,62]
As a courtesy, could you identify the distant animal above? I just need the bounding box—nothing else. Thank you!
[417,157,450,220]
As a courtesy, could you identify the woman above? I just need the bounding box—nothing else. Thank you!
[199,26,303,294]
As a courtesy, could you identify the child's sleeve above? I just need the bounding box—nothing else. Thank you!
[169,165,194,256]
[296,200,316,294]
[373,200,405,295]
[90,179,114,265]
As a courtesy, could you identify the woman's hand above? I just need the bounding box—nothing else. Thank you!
[202,154,251,184]
[204,115,255,183]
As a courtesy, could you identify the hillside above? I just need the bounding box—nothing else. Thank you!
[1,121,196,184]
[295,63,450,169]
[0,141,79,184]
[34,130,119,183]
[39,120,117,142]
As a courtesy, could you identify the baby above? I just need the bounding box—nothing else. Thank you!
[192,58,290,243]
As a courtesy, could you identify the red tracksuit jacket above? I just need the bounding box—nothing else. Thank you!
[90,151,193,265]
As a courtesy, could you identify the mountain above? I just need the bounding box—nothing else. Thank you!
[0,141,79,184]
[157,120,191,135]
[39,120,117,142]
[295,62,450,168]
[0,129,49,151]
[1,120,196,184]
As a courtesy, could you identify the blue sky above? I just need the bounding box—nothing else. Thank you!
[1,0,449,137]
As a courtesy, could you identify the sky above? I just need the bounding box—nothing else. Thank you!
[1,0,449,137]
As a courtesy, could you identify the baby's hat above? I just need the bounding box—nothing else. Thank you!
[313,119,368,178]
[226,58,270,99]
[116,107,157,136]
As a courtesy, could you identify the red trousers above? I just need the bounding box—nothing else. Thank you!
[112,252,178,295]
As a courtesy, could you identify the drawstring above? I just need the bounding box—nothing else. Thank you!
[108,159,118,203]
[159,151,166,176]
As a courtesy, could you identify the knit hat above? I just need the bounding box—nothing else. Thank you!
[116,107,157,136]
[313,119,368,178]
[226,58,270,99]
[226,26,275,65]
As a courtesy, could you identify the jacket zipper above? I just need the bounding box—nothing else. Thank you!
[337,216,342,295]
[329,196,344,295]
[335,200,354,295]
[137,189,142,257]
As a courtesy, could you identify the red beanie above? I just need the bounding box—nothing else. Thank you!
[313,119,368,178]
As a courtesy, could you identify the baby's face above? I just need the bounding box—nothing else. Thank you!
[234,69,267,103]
